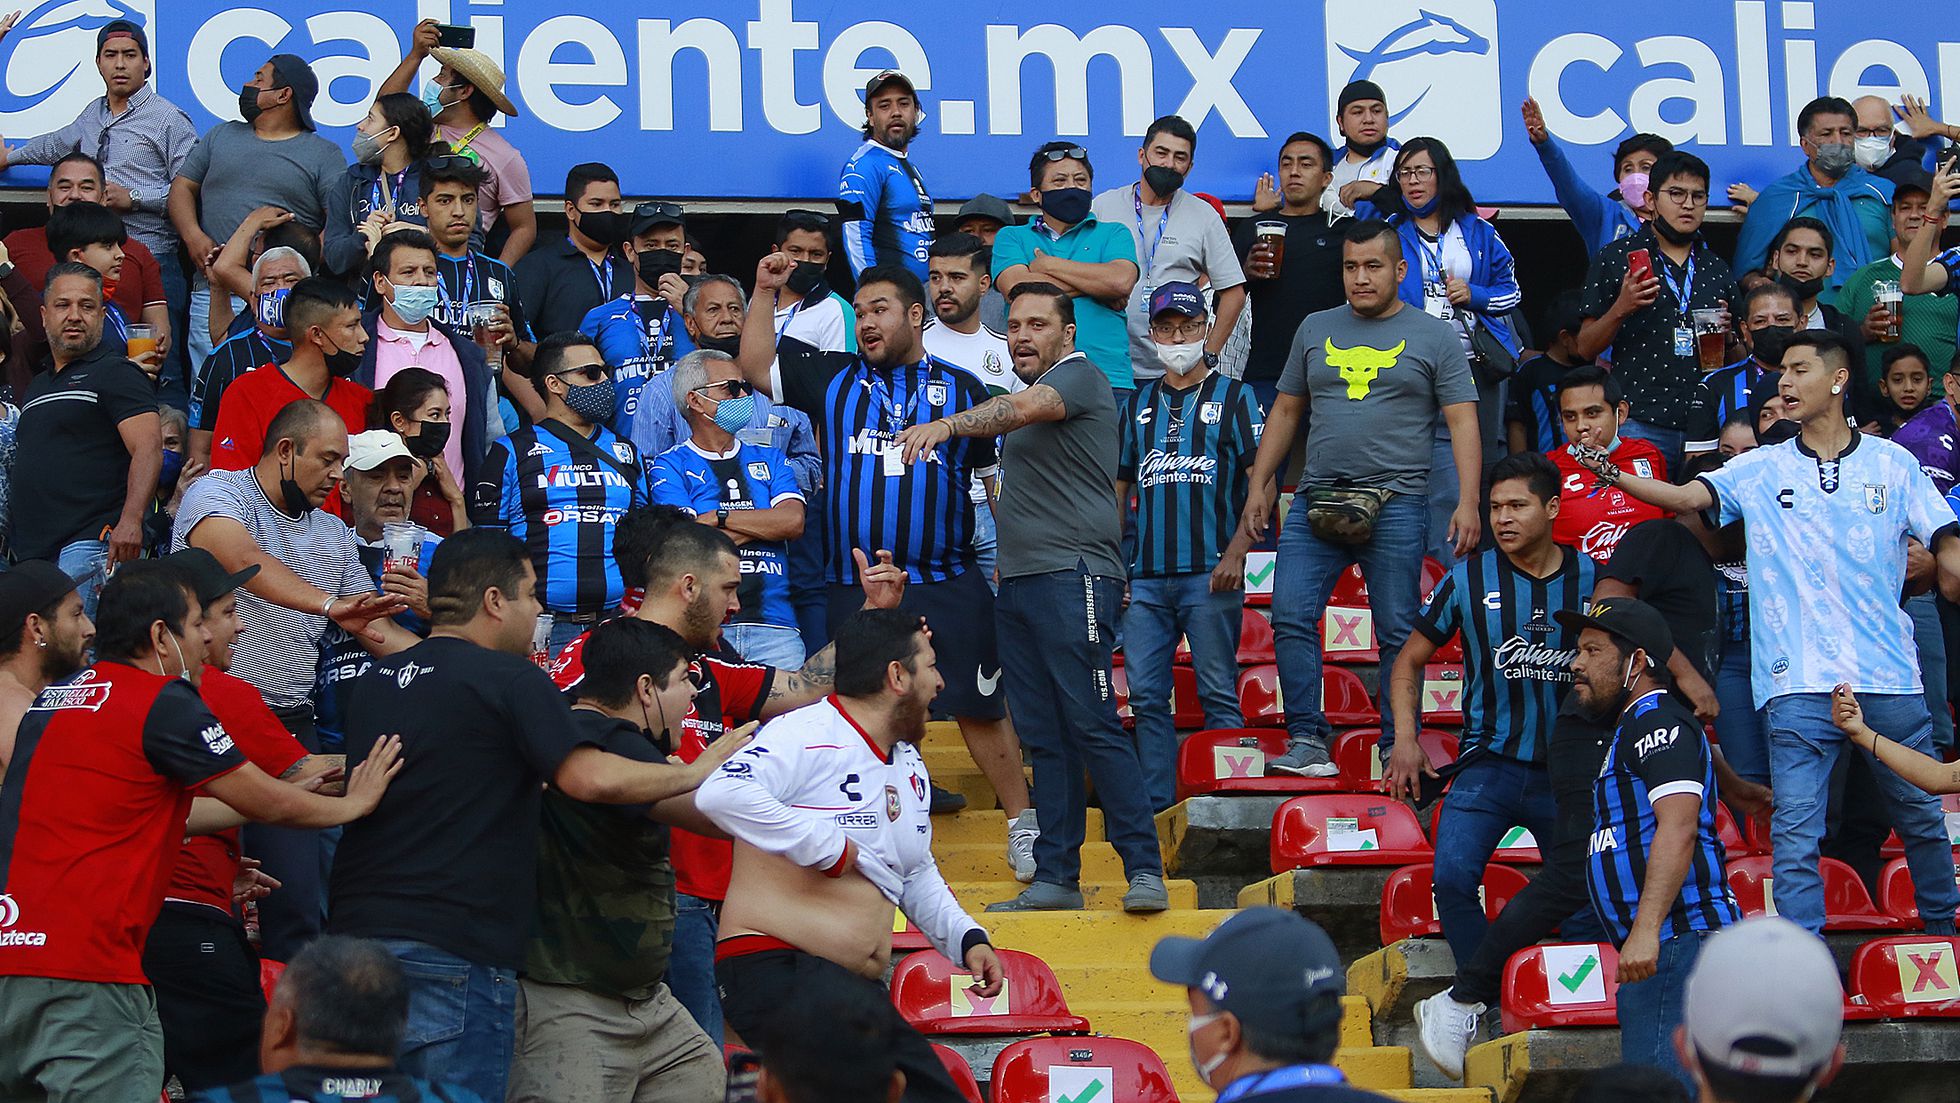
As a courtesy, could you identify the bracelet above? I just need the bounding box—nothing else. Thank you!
[322,595,336,617]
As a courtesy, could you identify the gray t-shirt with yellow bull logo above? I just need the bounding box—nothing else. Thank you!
[1278,303,1477,497]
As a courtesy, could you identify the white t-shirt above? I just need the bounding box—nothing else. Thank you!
[924,319,1020,503]
[1327,143,1398,218]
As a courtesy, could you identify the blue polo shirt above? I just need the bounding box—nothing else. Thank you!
[992,213,1138,390]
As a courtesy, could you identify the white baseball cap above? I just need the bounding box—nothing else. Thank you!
[1684,916,1843,1078]
[346,430,416,472]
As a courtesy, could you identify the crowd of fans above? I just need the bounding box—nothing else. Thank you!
[0,11,1958,1103]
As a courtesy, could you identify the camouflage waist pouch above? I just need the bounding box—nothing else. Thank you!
[1302,483,1391,545]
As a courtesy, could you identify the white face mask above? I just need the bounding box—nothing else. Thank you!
[1853,135,1891,170]
[155,633,190,681]
[1157,341,1205,376]
[1187,1011,1231,1086]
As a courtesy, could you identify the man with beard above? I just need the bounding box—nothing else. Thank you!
[0,561,95,769]
[923,233,1016,590]
[1560,598,1739,1087]
[839,71,933,280]
[1684,283,1801,460]
[698,608,1002,1103]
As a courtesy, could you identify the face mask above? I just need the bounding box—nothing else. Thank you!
[1617,171,1650,211]
[420,80,455,116]
[318,331,362,377]
[575,209,633,248]
[700,334,742,356]
[1405,192,1441,217]
[279,451,313,516]
[351,128,392,166]
[1653,216,1698,245]
[1813,141,1855,177]
[711,392,756,433]
[256,287,289,330]
[1774,270,1825,302]
[159,448,186,495]
[637,248,684,287]
[1347,137,1387,159]
[1157,341,1204,376]
[386,280,440,325]
[1187,1012,1231,1086]
[561,375,617,424]
[406,420,449,460]
[1854,135,1891,171]
[1039,186,1093,225]
[1750,324,1796,367]
[238,85,268,123]
[1143,165,1185,197]
[785,261,826,297]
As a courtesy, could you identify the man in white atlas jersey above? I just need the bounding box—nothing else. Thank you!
[698,607,1003,1103]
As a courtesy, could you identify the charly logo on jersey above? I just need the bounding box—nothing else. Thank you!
[36,669,110,711]
[1324,0,1500,159]
[0,0,155,137]
[527,441,552,457]
[1865,484,1887,514]
[199,723,234,756]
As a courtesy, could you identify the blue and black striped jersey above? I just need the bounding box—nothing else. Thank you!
[1587,689,1739,944]
[470,419,648,615]
[192,327,291,431]
[1684,357,1769,452]
[1416,547,1597,762]
[837,140,933,279]
[1117,373,1263,577]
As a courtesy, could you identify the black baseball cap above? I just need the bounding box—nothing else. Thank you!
[161,547,259,607]
[629,201,687,235]
[1895,168,1935,204]
[864,69,916,101]
[1150,908,1346,1034]
[0,561,78,643]
[97,18,148,57]
[1555,597,1674,667]
[267,53,320,131]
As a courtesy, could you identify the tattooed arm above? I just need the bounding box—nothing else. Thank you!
[895,384,1068,463]
[757,547,909,720]
[281,753,347,796]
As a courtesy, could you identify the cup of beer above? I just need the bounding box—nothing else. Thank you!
[381,521,425,574]
[531,613,556,670]
[1254,220,1287,274]
[126,323,157,361]
[1877,279,1904,343]
[465,301,505,368]
[1690,308,1727,372]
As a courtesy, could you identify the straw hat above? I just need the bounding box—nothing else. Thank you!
[430,47,519,118]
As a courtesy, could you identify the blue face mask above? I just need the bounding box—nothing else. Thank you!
[712,392,756,433]
[158,448,186,495]
[388,282,441,326]
[256,287,289,330]
[421,80,454,116]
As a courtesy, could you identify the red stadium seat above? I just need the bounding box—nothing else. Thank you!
[1726,855,1900,932]
[1879,857,1960,928]
[1238,664,1285,727]
[1271,794,1434,871]
[1419,663,1464,724]
[1110,665,1133,728]
[260,958,286,1004]
[1177,728,1334,800]
[1238,607,1277,664]
[1379,861,1533,946]
[890,949,1091,1035]
[1244,550,1277,607]
[1329,563,1370,607]
[933,1045,985,1103]
[1323,667,1380,726]
[1420,558,1447,601]
[893,914,931,952]
[1171,664,1204,729]
[1849,936,1960,1016]
[1713,804,1757,857]
[1333,728,1459,794]
[1322,566,1378,664]
[1500,942,1621,1032]
[990,1036,1179,1103]
[1425,800,1542,864]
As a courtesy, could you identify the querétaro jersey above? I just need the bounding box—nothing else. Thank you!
[192,326,290,431]
[1552,436,1669,562]
[432,249,532,341]
[1684,358,1772,454]
[1588,689,1739,944]
[837,140,933,279]
[0,665,246,984]
[472,418,649,616]
[1118,373,1263,576]
[648,440,804,629]
[1415,547,1596,762]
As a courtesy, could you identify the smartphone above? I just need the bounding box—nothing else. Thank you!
[435,23,476,49]
[1627,248,1652,282]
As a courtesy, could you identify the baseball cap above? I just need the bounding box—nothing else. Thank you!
[1338,79,1386,112]
[1553,596,1674,667]
[630,201,687,235]
[267,54,320,131]
[0,561,78,642]
[1895,168,1934,204]
[347,430,417,473]
[955,194,1014,231]
[1150,908,1345,1034]
[864,69,916,101]
[160,547,259,608]
[1149,282,1207,322]
[98,19,148,57]
[1685,916,1843,1078]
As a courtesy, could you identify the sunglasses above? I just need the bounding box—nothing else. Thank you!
[1037,145,1090,163]
[423,152,481,173]
[691,378,752,398]
[551,364,608,385]
[634,201,685,223]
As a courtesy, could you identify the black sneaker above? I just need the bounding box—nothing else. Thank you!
[930,783,967,815]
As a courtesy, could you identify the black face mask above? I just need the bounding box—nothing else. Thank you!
[786,261,826,297]
[637,248,684,287]
[238,85,265,123]
[1749,324,1796,368]
[1774,270,1825,302]
[319,332,361,377]
[700,334,742,356]
[1652,216,1698,245]
[1039,187,1093,225]
[1142,165,1185,197]
[406,420,450,460]
[575,209,634,247]
[279,453,312,516]
[1347,137,1388,159]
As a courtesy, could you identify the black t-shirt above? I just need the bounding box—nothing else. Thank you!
[1232,211,1346,384]
[1602,519,1719,676]
[12,342,157,559]
[328,635,596,970]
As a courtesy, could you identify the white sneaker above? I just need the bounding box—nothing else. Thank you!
[1413,991,1484,1081]
[1006,810,1039,883]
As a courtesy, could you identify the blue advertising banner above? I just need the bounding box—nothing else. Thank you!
[0,0,1952,205]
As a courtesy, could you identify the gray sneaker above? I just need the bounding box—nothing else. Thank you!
[1267,738,1339,778]
[1122,872,1171,913]
[985,881,1084,912]
[1006,810,1039,883]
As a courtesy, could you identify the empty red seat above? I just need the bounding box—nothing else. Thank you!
[1271,794,1434,871]
[989,1036,1178,1103]
[1726,855,1900,932]
[1849,936,1960,1017]
[1379,861,1532,946]
[933,1044,984,1103]
[1323,667,1380,726]
[1177,728,1333,800]
[890,949,1091,1035]
[1419,663,1464,724]
[1322,567,1378,664]
[1501,942,1621,1032]
[1713,804,1757,857]
[1238,664,1285,727]
[1333,728,1458,794]
[1878,857,1960,928]
[1239,607,1277,664]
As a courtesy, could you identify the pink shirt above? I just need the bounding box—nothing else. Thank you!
[373,320,468,479]
[439,123,533,232]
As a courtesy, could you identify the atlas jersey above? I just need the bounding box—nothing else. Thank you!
[695,696,983,962]
[1119,374,1264,577]
[0,665,246,984]
[551,632,773,900]
[1588,690,1739,944]
[1415,547,1596,762]
[472,420,648,616]
[837,140,933,279]
[1551,436,1669,561]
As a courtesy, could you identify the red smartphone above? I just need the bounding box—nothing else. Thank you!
[1627,249,1652,282]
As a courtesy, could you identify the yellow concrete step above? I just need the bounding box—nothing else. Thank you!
[976,909,1235,965]
[922,720,963,744]
[921,742,983,774]
[935,840,1128,881]
[1333,1046,1413,1090]
[940,766,1036,812]
[950,879,1199,912]
[1068,995,1375,1050]
[929,807,1102,847]
[1387,1091,1494,1103]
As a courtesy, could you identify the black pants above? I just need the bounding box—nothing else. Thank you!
[1452,707,1613,1007]
[141,904,266,1090]
[716,948,965,1103]
[248,706,328,962]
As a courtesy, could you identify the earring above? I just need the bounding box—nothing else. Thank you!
[1831,384,1842,394]
[35,639,45,648]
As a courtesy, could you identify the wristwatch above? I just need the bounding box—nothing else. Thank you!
[715,507,730,529]
[1202,350,1221,370]
[126,185,144,209]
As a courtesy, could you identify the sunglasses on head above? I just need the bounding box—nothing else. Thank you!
[423,152,481,173]
[634,201,685,223]
[1037,145,1090,163]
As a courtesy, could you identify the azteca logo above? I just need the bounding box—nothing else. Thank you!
[0,893,17,927]
[0,0,155,136]
[1323,1,1501,159]
[0,892,45,946]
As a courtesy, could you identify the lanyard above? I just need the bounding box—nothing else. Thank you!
[865,359,938,433]
[1659,251,1696,318]
[1416,230,1447,284]
[590,257,614,302]
[644,301,669,357]
[1132,184,1173,280]
[1216,1065,1349,1103]
[774,298,803,342]
[369,166,408,217]
[450,121,488,154]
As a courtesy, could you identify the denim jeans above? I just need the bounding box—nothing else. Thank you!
[1906,594,1953,751]
[1616,929,1707,1092]
[720,622,806,669]
[545,614,589,655]
[1619,419,1685,474]
[157,249,190,411]
[669,892,723,1047]
[997,564,1164,886]
[382,938,517,1103]
[1270,492,1427,746]
[1122,573,1245,811]
[1432,753,1559,965]
[1426,429,1462,566]
[56,538,110,621]
[1766,692,1960,935]
[971,496,999,594]
[1712,640,1769,785]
